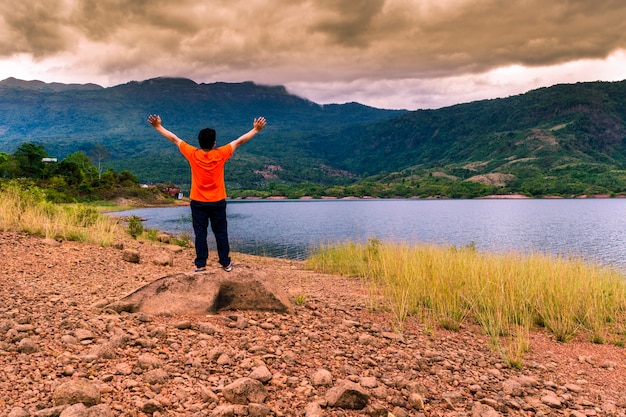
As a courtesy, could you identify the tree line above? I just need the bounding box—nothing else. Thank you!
[0,143,170,203]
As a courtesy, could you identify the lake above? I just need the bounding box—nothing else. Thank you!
[109,198,626,271]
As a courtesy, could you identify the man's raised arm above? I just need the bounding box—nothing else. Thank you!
[147,114,183,146]
[229,117,267,152]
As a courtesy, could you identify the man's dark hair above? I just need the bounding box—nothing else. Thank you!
[198,128,216,150]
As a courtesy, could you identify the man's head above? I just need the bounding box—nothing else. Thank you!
[198,128,216,150]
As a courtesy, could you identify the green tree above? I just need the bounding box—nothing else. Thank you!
[98,168,117,189]
[54,160,86,186]
[324,186,345,198]
[0,152,19,178]
[13,143,48,179]
[117,170,140,187]
[63,151,98,183]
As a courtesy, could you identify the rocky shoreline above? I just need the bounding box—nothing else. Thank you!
[1,231,625,416]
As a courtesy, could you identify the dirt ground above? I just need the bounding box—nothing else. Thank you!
[1,231,625,416]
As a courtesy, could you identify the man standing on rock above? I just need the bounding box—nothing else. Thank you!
[148,114,267,272]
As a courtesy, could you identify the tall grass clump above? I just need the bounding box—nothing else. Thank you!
[306,240,626,365]
[0,180,121,246]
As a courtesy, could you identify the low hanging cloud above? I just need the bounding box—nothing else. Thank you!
[1,0,626,108]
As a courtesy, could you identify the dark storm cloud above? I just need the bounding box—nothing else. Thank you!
[310,0,387,47]
[2,0,626,78]
[0,0,74,56]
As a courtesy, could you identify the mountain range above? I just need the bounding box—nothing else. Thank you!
[1,76,626,196]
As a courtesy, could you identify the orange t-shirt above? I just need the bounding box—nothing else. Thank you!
[179,141,233,202]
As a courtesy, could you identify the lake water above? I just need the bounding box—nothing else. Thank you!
[109,199,626,271]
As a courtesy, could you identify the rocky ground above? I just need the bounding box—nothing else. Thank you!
[1,231,625,417]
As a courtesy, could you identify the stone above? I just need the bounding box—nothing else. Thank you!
[59,403,87,417]
[541,393,563,409]
[140,399,163,414]
[144,368,168,385]
[357,334,376,345]
[168,245,184,254]
[311,368,333,387]
[362,402,388,417]
[408,392,425,410]
[61,335,79,345]
[53,378,101,407]
[325,380,369,410]
[89,343,116,360]
[33,406,68,416]
[122,249,140,263]
[152,252,173,267]
[210,406,235,417]
[137,353,162,369]
[247,403,271,417]
[217,353,232,366]
[222,377,268,405]
[196,322,219,334]
[86,404,113,416]
[564,383,583,393]
[174,321,193,330]
[43,238,61,247]
[443,390,466,406]
[502,378,523,396]
[8,408,29,417]
[360,376,378,388]
[391,407,410,417]
[74,329,95,341]
[249,365,273,383]
[471,403,500,417]
[157,233,171,243]
[16,337,39,353]
[304,402,325,417]
[382,332,404,342]
[199,387,220,404]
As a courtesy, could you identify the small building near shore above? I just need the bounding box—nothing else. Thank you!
[162,186,183,200]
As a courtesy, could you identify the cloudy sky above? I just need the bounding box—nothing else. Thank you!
[1,0,626,110]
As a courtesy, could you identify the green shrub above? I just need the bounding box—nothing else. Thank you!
[127,215,144,239]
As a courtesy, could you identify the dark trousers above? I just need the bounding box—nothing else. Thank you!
[190,200,231,268]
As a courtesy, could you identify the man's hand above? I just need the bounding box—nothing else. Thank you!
[147,114,162,128]
[230,116,267,151]
[147,114,183,146]
[253,117,267,132]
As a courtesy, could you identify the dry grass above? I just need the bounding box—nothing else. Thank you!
[306,239,626,365]
[0,182,122,246]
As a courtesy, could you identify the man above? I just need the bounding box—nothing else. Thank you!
[147,114,267,272]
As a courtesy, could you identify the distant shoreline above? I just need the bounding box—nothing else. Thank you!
[108,193,626,211]
[228,193,625,201]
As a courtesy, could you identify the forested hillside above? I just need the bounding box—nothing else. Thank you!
[311,80,626,197]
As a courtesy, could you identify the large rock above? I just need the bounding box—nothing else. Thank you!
[53,378,100,407]
[325,380,369,410]
[222,377,268,405]
[106,266,291,315]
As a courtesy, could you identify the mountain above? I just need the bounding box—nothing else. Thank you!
[0,77,406,187]
[0,77,103,92]
[2,76,626,197]
[312,80,626,196]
